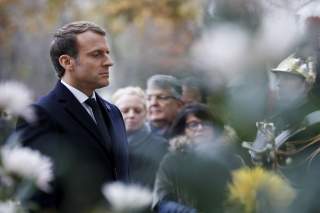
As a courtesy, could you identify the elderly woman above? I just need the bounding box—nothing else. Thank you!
[112,86,167,189]
[153,104,240,213]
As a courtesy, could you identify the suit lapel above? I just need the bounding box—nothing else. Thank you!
[54,82,104,143]
[96,94,115,140]
[96,94,125,148]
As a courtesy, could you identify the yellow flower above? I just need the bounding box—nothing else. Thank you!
[227,167,296,213]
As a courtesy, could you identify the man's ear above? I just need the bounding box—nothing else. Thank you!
[58,55,75,72]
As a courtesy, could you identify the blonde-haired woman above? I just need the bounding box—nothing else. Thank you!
[112,86,167,189]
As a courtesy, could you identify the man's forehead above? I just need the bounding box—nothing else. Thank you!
[76,31,109,50]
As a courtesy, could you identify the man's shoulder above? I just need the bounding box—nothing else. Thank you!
[29,95,59,124]
[35,93,54,109]
[34,83,62,109]
[18,85,65,133]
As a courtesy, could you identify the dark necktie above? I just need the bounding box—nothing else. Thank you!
[85,98,112,148]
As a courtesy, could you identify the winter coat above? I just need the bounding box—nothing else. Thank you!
[128,124,168,189]
[153,136,241,213]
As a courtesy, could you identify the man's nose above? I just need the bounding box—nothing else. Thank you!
[102,54,113,67]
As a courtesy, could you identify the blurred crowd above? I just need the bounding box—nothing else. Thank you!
[2,2,320,213]
[108,30,320,211]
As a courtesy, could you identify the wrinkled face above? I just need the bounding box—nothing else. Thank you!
[71,31,113,93]
[146,87,182,127]
[184,114,215,142]
[115,94,146,133]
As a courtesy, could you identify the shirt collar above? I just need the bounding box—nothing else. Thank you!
[61,79,96,104]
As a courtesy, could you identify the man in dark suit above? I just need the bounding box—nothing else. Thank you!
[15,21,128,212]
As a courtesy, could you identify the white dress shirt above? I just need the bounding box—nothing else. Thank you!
[61,80,97,122]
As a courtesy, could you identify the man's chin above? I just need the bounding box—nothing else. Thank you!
[97,81,109,88]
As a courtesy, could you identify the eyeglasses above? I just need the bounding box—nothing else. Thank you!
[146,95,177,102]
[186,121,212,130]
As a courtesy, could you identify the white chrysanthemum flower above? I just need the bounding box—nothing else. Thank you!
[192,23,251,81]
[1,147,53,192]
[255,11,300,61]
[0,200,22,213]
[0,81,35,122]
[102,182,152,212]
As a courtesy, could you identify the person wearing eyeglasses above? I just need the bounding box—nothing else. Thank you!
[152,104,241,213]
[146,74,184,139]
[167,103,224,145]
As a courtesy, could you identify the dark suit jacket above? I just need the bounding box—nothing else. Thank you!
[15,81,128,212]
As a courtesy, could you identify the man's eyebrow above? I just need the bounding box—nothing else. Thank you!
[87,47,110,54]
[86,50,109,56]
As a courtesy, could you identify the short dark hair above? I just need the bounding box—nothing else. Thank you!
[50,21,106,78]
[169,103,224,138]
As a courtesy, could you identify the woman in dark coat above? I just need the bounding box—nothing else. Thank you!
[153,104,241,213]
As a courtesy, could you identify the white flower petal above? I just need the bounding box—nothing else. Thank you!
[255,11,300,60]
[0,81,35,122]
[1,146,53,192]
[192,23,251,83]
[0,200,22,213]
[102,182,152,212]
